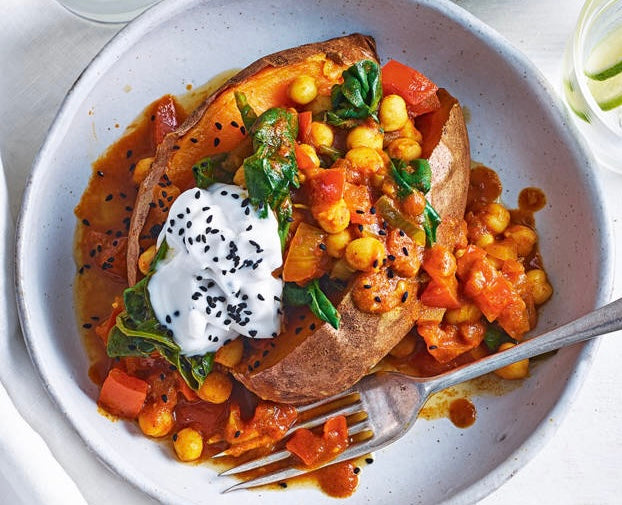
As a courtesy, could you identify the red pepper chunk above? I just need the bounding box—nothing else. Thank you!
[381,60,440,116]
[308,168,346,209]
[153,95,179,145]
[286,415,349,467]
[98,368,148,419]
[297,110,313,143]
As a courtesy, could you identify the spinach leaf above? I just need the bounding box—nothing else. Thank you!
[244,107,299,231]
[191,153,235,188]
[483,324,516,352]
[391,158,432,198]
[283,279,341,330]
[326,60,382,127]
[235,91,258,131]
[149,239,169,273]
[276,198,293,250]
[390,158,441,246]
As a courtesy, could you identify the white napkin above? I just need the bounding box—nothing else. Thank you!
[0,154,88,505]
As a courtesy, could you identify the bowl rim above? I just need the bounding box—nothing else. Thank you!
[14,0,615,503]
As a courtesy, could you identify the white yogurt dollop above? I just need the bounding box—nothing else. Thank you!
[148,183,283,356]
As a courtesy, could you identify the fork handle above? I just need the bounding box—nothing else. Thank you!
[423,296,622,396]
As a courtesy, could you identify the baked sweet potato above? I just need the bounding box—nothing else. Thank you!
[128,34,470,404]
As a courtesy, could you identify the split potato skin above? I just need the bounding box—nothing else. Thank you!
[129,34,470,404]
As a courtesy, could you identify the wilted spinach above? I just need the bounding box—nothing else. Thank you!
[283,279,341,330]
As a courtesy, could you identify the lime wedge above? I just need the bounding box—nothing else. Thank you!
[584,25,622,81]
[563,78,590,122]
[587,70,622,111]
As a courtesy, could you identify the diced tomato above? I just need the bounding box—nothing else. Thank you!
[95,299,124,344]
[297,110,313,143]
[98,368,148,419]
[286,415,349,467]
[381,60,440,116]
[417,322,472,363]
[283,222,328,283]
[422,244,457,278]
[343,183,373,224]
[308,168,346,209]
[153,95,178,145]
[421,276,461,309]
[295,143,318,173]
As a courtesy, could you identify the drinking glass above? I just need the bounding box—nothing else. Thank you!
[562,0,622,173]
[56,0,160,23]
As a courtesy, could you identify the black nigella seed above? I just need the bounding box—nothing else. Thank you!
[195,190,201,199]
[403,247,409,256]
[374,296,382,303]
[230,120,239,128]
[174,310,180,317]
[388,254,396,261]
[295,327,302,335]
[82,219,90,226]
[220,190,228,196]
[105,194,113,201]
[214,137,220,147]
[126,149,132,159]
[161,394,168,403]
[399,230,405,237]
[97,170,104,177]
[358,224,364,232]
[309,323,316,331]
[165,315,172,324]
[215,122,223,130]
[234,430,241,438]
[249,330,257,337]
[190,137,198,143]
[355,209,365,214]
[373,259,379,268]
[286,216,294,222]
[363,284,372,289]
[429,345,438,350]
[172,433,178,441]
[365,457,374,464]
[354,467,361,474]
[257,294,265,301]
[172,145,180,150]
[319,243,327,251]
[402,291,409,303]
[370,206,376,215]
[82,323,92,329]
[253,360,260,368]
[232,193,240,199]
[279,482,287,489]
[378,229,387,236]
[240,126,246,135]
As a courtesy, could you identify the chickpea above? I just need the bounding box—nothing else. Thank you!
[345,237,386,272]
[526,269,553,305]
[288,75,317,105]
[475,232,495,249]
[445,303,482,325]
[138,404,174,437]
[173,427,204,462]
[309,121,334,147]
[138,244,157,275]
[197,371,233,404]
[233,165,246,188]
[389,333,417,358]
[485,238,518,262]
[346,123,383,151]
[325,229,352,258]
[480,202,510,234]
[133,156,154,185]
[314,199,350,233]
[379,94,409,132]
[345,147,384,175]
[402,191,426,218]
[398,119,423,143]
[387,138,422,162]
[494,342,529,380]
[214,338,244,367]
[504,224,538,256]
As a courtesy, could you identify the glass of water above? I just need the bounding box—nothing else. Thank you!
[562,0,622,173]
[56,0,160,23]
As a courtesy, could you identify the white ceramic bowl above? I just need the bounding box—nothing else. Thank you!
[16,0,613,504]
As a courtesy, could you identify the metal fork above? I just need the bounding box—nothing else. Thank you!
[220,296,622,492]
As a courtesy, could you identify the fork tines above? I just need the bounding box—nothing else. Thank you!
[219,389,374,492]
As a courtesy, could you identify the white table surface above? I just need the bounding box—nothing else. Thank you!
[1,0,620,504]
